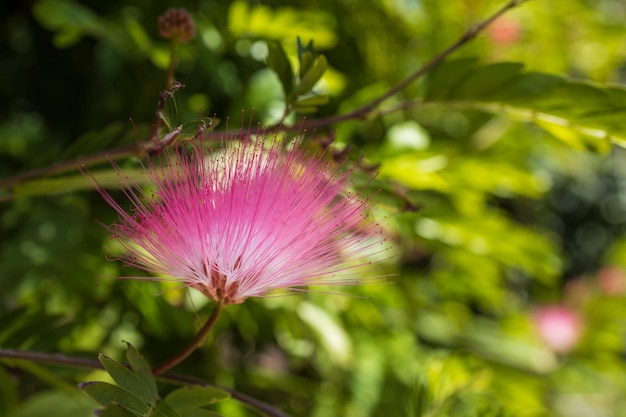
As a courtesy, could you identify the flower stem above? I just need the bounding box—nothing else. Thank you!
[152,302,223,375]
[165,38,179,90]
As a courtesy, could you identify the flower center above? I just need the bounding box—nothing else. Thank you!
[193,262,244,305]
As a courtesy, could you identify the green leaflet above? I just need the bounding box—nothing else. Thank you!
[124,343,158,406]
[81,344,229,417]
[99,404,139,417]
[164,386,230,410]
[81,381,151,416]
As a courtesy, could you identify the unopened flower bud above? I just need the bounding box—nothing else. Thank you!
[158,8,196,42]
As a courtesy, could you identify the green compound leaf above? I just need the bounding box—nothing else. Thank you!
[80,381,150,416]
[425,58,626,152]
[165,386,230,410]
[124,342,158,404]
[266,41,294,100]
[160,95,179,132]
[178,117,214,142]
[99,354,158,406]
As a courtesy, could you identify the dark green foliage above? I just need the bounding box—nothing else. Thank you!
[81,344,229,417]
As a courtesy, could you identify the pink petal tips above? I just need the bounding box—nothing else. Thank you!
[96,136,386,305]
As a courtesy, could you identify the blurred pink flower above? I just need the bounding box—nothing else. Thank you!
[597,266,626,296]
[533,305,582,354]
[487,17,522,45]
[95,137,385,305]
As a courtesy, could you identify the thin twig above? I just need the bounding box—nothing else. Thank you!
[0,349,102,369]
[0,143,139,192]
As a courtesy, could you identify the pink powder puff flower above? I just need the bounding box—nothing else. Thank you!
[533,305,583,354]
[94,135,386,305]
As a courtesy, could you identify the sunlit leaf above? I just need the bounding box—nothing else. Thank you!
[227,1,337,48]
[296,54,327,96]
[100,404,138,417]
[297,38,316,77]
[426,59,626,151]
[165,386,230,410]
[415,213,561,283]
[299,51,315,79]
[124,342,158,404]
[298,302,352,367]
[99,354,158,405]
[80,381,150,416]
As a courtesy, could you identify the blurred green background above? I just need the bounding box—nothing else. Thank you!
[3,0,626,416]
